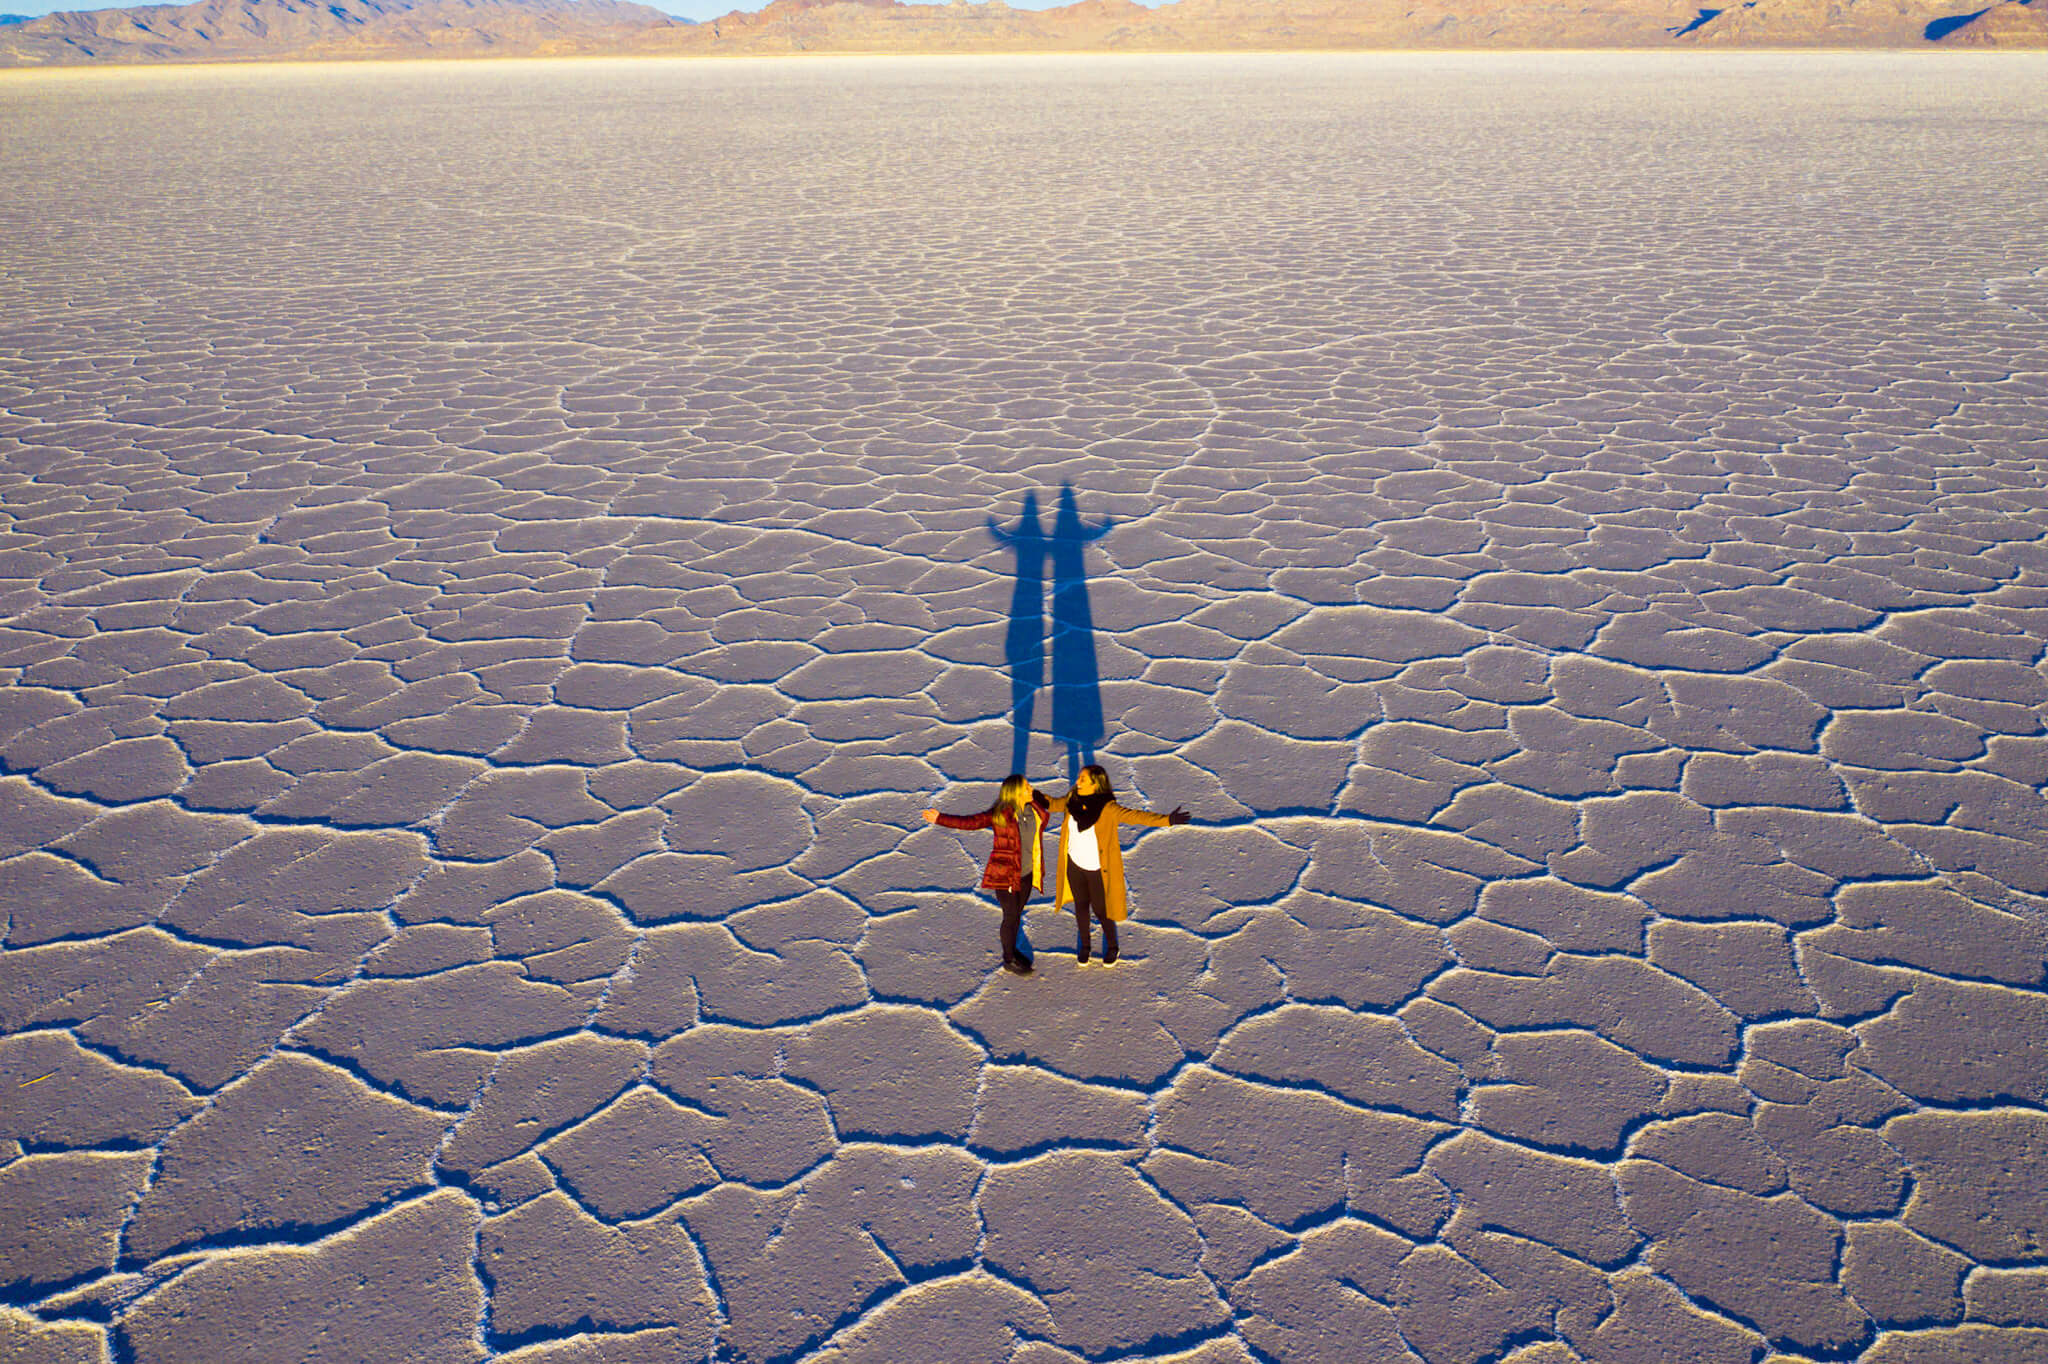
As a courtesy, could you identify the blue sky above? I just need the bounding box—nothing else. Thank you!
[2,0,1096,21]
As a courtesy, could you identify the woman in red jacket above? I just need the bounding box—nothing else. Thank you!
[922,774,1050,976]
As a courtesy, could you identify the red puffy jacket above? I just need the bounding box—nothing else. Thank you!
[935,797,1049,892]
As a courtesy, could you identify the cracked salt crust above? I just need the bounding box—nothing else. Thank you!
[1,49,2047,1364]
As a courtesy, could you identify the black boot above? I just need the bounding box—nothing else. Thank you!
[998,891,1032,974]
[1102,920,1119,966]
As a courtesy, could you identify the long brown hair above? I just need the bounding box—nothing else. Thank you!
[987,774,1034,823]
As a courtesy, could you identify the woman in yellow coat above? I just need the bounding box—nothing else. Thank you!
[1040,764,1189,964]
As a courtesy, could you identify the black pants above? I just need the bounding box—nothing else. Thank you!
[1067,862,1115,960]
[994,887,1030,964]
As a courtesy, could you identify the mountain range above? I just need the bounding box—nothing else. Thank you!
[0,0,2042,66]
[0,0,668,63]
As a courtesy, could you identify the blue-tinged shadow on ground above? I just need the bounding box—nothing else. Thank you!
[1050,486,1112,781]
[990,484,1111,781]
[988,491,1047,775]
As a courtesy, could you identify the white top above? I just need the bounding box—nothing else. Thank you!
[1068,817,1103,871]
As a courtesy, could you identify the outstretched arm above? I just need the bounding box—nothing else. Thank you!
[925,807,994,831]
[1113,802,1191,829]
[989,516,1047,549]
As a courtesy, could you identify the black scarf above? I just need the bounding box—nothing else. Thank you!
[1067,790,1111,831]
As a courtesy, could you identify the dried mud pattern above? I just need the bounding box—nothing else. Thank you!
[2,51,2047,1364]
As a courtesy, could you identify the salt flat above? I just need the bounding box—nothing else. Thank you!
[2,51,2047,1364]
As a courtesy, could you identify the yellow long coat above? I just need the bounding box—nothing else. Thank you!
[1041,794,1174,922]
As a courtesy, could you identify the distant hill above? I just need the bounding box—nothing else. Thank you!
[1941,0,2048,42]
[0,0,675,64]
[0,12,34,22]
[1678,0,2046,43]
[1,0,2041,66]
[620,0,2044,51]
[628,0,1685,52]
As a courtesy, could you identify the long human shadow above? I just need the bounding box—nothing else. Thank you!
[988,491,1047,775]
[1050,486,1112,781]
[989,484,1112,782]
[1048,483,1114,782]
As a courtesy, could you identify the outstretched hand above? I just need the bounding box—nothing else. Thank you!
[1168,807,1191,825]
[921,809,940,824]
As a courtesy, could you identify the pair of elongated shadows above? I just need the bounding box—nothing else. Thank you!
[992,484,1110,781]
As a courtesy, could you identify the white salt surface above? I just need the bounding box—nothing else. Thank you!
[2,51,2047,1364]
